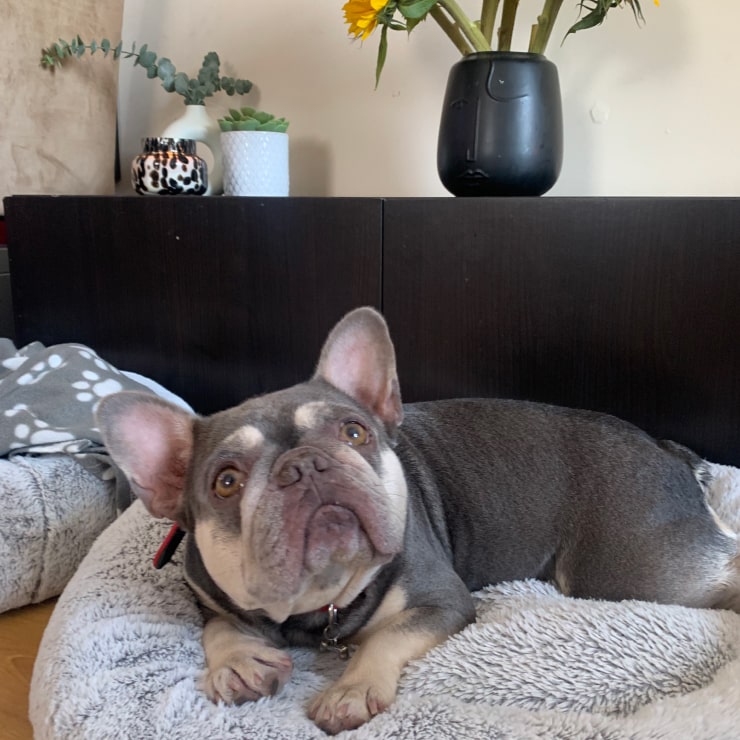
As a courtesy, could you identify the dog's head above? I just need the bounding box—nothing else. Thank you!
[97,307,407,623]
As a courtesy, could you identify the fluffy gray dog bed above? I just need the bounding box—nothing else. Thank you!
[0,340,192,614]
[30,463,740,739]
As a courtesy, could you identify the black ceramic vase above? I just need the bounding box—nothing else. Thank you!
[437,52,563,197]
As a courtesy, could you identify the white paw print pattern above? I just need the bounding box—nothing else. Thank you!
[4,402,77,450]
[14,352,65,386]
[72,370,124,403]
[1,345,129,454]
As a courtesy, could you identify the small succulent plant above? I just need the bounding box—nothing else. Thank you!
[218,107,290,133]
[40,37,253,106]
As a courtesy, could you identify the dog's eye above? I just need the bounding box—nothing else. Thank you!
[213,467,246,498]
[339,421,369,447]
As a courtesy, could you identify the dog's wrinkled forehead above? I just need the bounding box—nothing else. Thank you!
[197,380,374,454]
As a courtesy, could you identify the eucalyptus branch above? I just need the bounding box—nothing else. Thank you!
[437,0,491,52]
[430,5,474,55]
[40,36,253,106]
[529,0,565,53]
[480,0,502,46]
[498,0,520,51]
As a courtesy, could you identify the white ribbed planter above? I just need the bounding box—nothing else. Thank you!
[221,131,289,197]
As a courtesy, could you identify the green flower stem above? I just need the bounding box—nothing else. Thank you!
[437,0,492,51]
[430,5,474,55]
[528,0,564,53]
[497,0,520,51]
[479,0,501,46]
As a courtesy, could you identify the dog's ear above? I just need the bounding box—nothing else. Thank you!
[96,391,194,522]
[314,307,403,428]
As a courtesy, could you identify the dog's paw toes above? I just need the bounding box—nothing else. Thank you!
[202,649,293,705]
[308,682,391,734]
[203,665,263,704]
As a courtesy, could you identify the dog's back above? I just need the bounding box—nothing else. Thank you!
[397,398,739,607]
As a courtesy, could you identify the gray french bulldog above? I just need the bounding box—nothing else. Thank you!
[96,306,740,734]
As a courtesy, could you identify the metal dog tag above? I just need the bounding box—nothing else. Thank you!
[320,604,352,660]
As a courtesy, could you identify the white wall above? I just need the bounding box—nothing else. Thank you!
[117,0,740,197]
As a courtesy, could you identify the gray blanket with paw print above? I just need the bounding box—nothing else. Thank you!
[0,339,191,613]
[0,339,153,503]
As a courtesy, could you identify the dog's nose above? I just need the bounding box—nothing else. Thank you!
[275,449,330,487]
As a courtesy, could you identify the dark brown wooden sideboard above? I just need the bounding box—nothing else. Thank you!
[5,195,740,467]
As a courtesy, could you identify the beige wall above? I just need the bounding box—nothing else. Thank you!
[1,0,123,213]
[116,0,740,197]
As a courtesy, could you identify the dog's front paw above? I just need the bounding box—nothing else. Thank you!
[308,679,393,735]
[201,641,293,705]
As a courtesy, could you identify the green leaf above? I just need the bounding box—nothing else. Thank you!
[113,41,123,59]
[565,0,645,40]
[219,120,235,132]
[201,51,220,70]
[101,38,111,55]
[157,58,176,80]
[375,24,389,89]
[234,78,253,94]
[197,52,220,90]
[173,72,191,96]
[253,111,275,124]
[235,119,259,131]
[90,39,98,54]
[564,0,608,38]
[626,0,645,24]
[240,106,257,117]
[397,0,437,20]
[138,48,157,69]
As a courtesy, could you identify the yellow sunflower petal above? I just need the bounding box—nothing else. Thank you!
[343,0,391,40]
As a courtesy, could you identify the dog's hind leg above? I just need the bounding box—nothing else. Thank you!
[707,550,740,612]
[698,471,740,612]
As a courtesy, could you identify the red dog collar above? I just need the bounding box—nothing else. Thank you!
[153,524,185,569]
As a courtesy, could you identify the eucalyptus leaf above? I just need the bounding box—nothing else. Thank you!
[173,72,191,95]
[40,35,254,105]
[138,49,157,69]
[157,58,176,79]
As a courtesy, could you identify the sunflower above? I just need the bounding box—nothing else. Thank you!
[343,0,391,41]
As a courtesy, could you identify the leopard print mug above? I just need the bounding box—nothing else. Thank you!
[132,138,208,195]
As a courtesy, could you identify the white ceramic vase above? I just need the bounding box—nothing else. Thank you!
[221,131,289,197]
[161,104,223,195]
